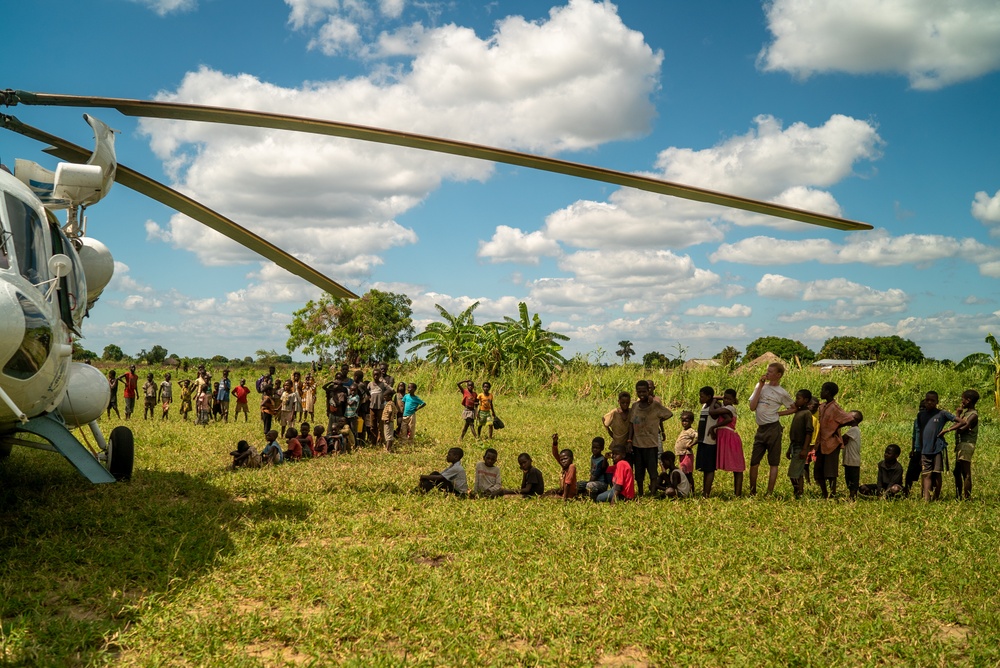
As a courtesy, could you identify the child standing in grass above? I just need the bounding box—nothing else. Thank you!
[419,447,468,496]
[458,380,477,440]
[940,389,979,500]
[914,391,957,501]
[815,382,856,499]
[579,437,611,500]
[196,383,212,426]
[628,380,674,496]
[805,397,819,485]
[476,382,496,440]
[711,388,745,497]
[695,386,720,498]
[603,392,631,450]
[402,383,426,442]
[595,445,635,503]
[842,411,864,500]
[656,451,691,499]
[381,391,399,452]
[158,373,172,420]
[550,433,578,499]
[673,411,697,494]
[474,448,502,498]
[859,444,904,498]
[786,390,814,499]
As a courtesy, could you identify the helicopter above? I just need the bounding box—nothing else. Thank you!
[0,89,873,484]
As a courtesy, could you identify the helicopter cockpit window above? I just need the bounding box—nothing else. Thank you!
[3,292,52,381]
[3,192,49,285]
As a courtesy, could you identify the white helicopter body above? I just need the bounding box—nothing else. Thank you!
[0,115,129,482]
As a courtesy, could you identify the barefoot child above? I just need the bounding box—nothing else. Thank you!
[711,389,745,497]
[786,390,814,499]
[230,440,261,469]
[940,389,979,499]
[695,386,720,498]
[458,380,477,440]
[842,411,864,500]
[815,382,856,499]
[914,391,957,501]
[261,430,283,465]
[673,411,697,494]
[550,433,578,499]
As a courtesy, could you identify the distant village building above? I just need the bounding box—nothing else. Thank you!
[682,359,721,370]
[812,359,876,372]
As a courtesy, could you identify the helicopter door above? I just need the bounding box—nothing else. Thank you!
[49,222,86,333]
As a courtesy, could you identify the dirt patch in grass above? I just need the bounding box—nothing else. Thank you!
[937,621,972,644]
[597,645,650,667]
[412,554,451,567]
[244,641,313,665]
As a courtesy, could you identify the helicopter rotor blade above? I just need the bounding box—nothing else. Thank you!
[4,90,873,232]
[1,112,357,299]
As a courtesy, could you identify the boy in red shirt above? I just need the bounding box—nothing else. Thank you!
[596,445,635,503]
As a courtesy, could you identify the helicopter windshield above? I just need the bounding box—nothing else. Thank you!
[3,292,52,381]
[3,191,49,284]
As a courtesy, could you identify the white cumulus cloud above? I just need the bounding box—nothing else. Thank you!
[759,0,1000,90]
[478,226,561,264]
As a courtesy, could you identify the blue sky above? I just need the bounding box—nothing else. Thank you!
[4,0,1000,363]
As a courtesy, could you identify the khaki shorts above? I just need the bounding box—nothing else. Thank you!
[750,422,783,467]
[956,441,975,462]
[787,446,806,479]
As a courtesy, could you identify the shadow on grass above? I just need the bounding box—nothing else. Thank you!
[0,451,309,665]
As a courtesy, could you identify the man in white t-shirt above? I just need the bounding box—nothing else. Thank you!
[748,362,794,495]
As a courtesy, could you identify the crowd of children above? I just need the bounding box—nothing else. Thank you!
[184,357,983,503]
[416,363,982,503]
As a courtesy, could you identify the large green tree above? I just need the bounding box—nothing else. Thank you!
[818,335,923,363]
[286,289,414,366]
[744,336,815,364]
[102,344,126,361]
[407,302,480,365]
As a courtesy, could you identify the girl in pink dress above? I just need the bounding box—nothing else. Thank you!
[712,388,745,497]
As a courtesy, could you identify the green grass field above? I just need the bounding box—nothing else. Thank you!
[2,363,998,666]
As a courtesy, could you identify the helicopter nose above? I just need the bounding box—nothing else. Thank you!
[0,282,27,366]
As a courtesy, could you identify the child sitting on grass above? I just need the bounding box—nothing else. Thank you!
[284,427,303,462]
[418,447,468,496]
[550,433,577,499]
[595,445,635,503]
[579,437,611,500]
[500,453,545,497]
[230,440,261,470]
[859,444,904,498]
[656,451,691,498]
[312,425,328,457]
[335,417,355,454]
[474,448,502,498]
[261,430,283,465]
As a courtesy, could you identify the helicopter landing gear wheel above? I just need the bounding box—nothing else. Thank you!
[107,426,134,481]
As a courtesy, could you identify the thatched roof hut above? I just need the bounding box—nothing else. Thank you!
[734,351,786,375]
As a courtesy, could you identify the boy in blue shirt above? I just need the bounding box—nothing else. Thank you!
[914,391,956,501]
[402,383,426,442]
[260,429,283,465]
[577,436,611,500]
